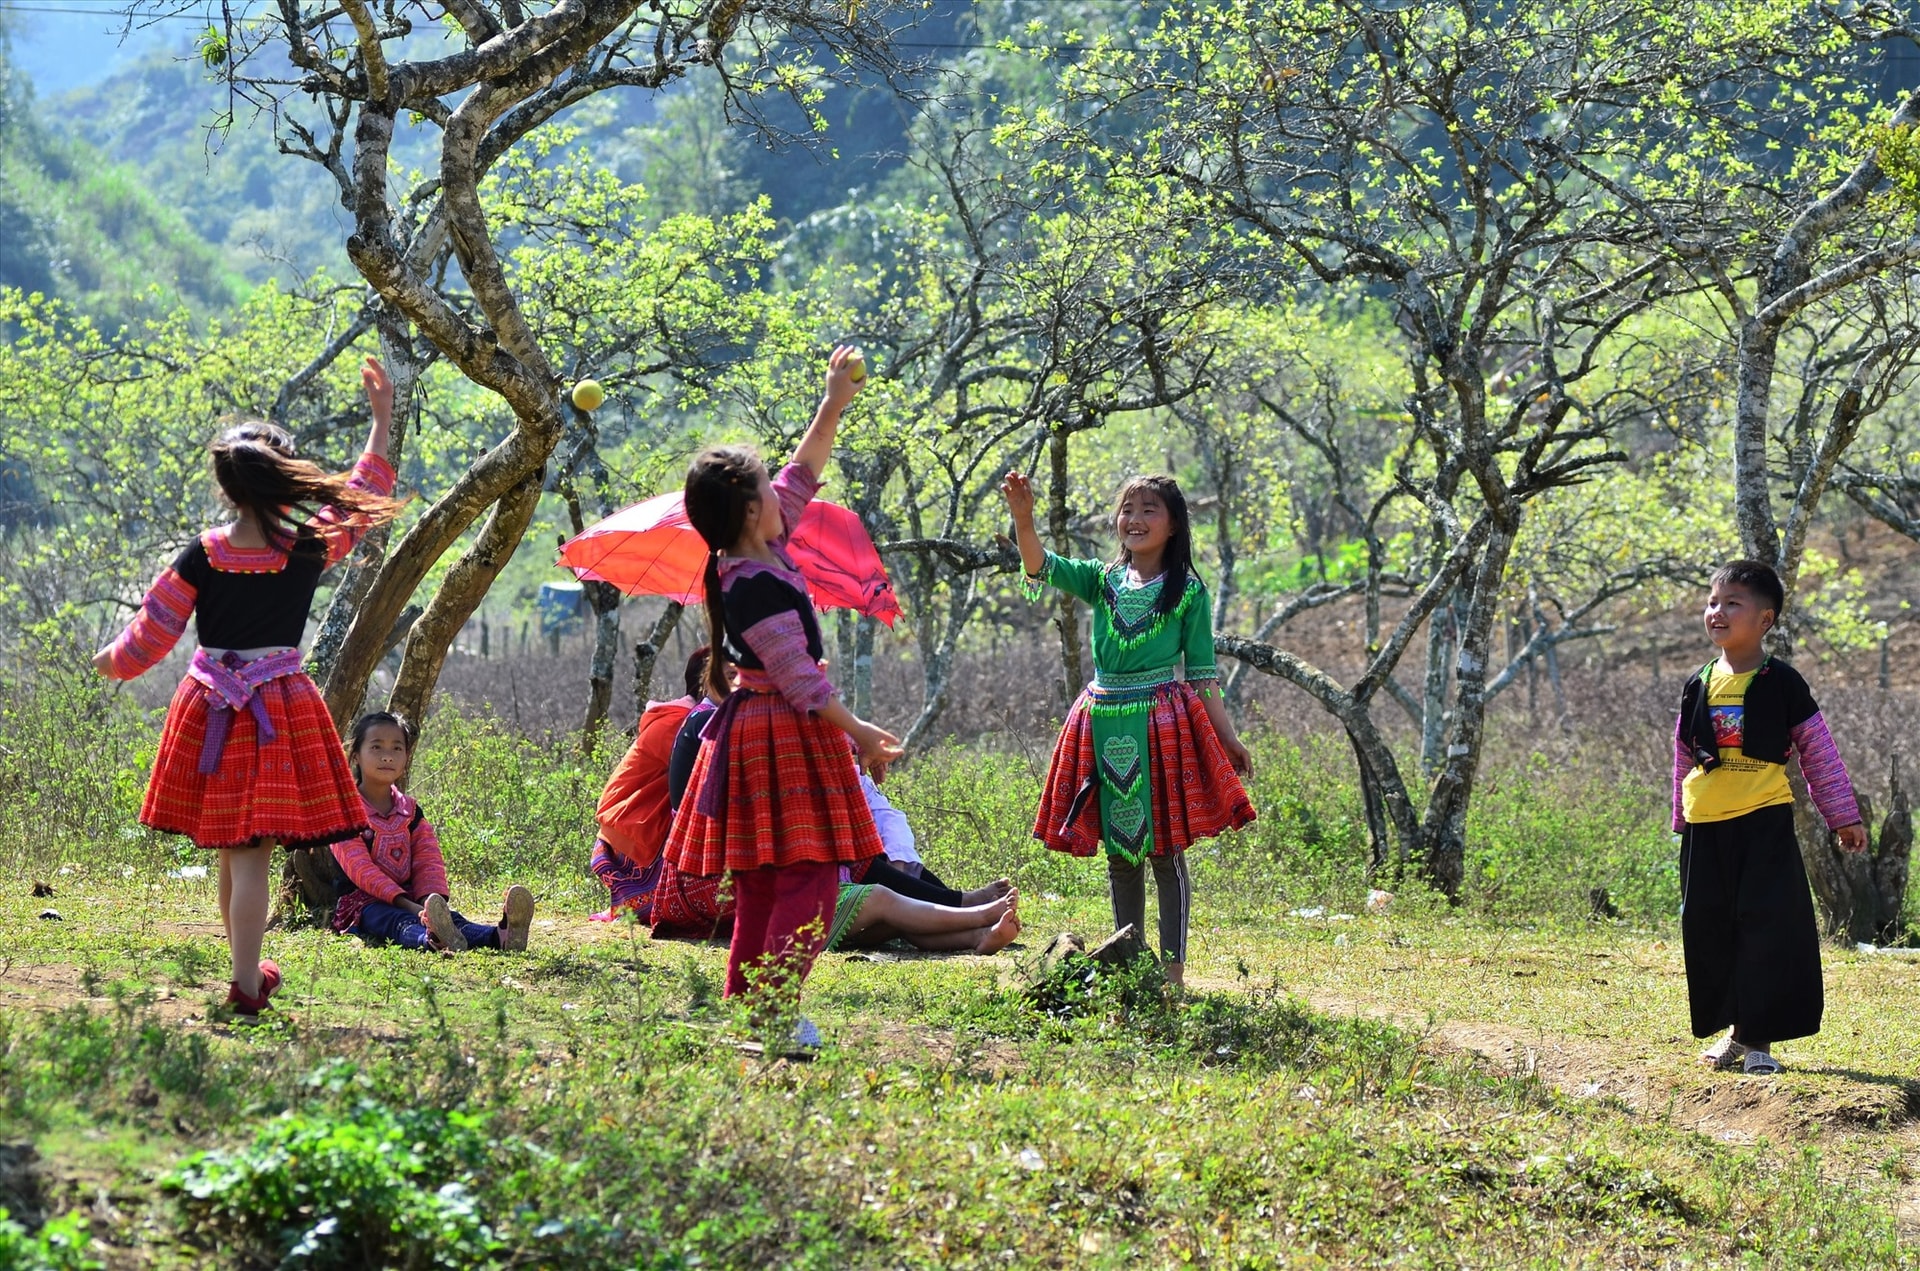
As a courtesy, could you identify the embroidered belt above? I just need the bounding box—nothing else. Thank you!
[1087,667,1177,705]
[693,668,781,819]
[187,647,304,775]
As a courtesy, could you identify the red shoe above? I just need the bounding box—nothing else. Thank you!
[225,981,271,1017]
[258,959,282,1001]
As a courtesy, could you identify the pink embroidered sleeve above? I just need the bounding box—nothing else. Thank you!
[771,462,820,548]
[332,830,406,905]
[1789,711,1862,830]
[407,814,450,900]
[313,452,398,567]
[739,610,837,713]
[103,566,197,680]
[1672,714,1691,832]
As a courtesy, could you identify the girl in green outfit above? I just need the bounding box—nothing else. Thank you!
[1002,471,1255,987]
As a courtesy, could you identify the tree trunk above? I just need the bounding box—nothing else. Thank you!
[902,577,983,751]
[388,469,545,723]
[1417,516,1520,898]
[1732,315,1787,569]
[1047,428,1084,700]
[1796,759,1914,945]
[1870,761,1912,945]
[1419,595,1455,774]
[852,612,877,719]
[631,601,684,717]
[1349,729,1392,877]
[579,579,622,753]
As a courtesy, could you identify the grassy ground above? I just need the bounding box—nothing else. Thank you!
[0,861,1915,1269]
[1,682,1914,1267]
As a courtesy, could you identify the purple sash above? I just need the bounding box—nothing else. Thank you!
[187,647,303,775]
[690,668,789,819]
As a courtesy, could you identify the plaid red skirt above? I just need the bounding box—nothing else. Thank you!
[663,689,883,875]
[141,668,367,851]
[648,856,734,940]
[1035,680,1256,858]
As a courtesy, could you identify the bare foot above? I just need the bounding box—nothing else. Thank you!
[973,907,1021,954]
[980,886,1018,923]
[960,878,1013,906]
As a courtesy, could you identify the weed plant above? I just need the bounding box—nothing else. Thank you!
[5,665,1681,925]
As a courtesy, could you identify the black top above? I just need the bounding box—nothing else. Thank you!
[667,700,718,812]
[172,534,330,650]
[1679,657,1819,771]
[720,570,824,671]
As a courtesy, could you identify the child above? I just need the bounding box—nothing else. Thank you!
[662,345,903,1049]
[588,646,712,920]
[93,358,404,1017]
[1001,470,1255,988]
[330,712,535,953]
[1674,560,1867,1076]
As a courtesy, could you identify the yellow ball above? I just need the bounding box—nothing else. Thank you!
[571,379,605,411]
[847,349,867,384]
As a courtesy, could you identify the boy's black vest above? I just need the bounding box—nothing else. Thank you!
[1678,657,1819,773]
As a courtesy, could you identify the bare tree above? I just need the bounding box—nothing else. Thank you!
[160,0,919,728]
[1017,0,1831,894]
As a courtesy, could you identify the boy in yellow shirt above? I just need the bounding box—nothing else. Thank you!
[1672,561,1867,1075]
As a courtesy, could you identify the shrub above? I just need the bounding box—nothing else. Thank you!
[166,1101,504,1270]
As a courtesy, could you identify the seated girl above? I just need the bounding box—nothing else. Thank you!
[588,647,715,920]
[650,853,1021,955]
[330,712,535,953]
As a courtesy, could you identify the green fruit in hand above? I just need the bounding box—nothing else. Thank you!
[571,379,606,411]
[847,349,867,384]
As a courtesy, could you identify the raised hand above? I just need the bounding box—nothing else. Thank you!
[362,356,394,427]
[823,344,864,413]
[1001,471,1036,522]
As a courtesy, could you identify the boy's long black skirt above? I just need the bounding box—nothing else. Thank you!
[1679,803,1823,1044]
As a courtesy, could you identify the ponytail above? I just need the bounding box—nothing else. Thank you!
[702,552,731,700]
[683,444,769,699]
[211,421,407,551]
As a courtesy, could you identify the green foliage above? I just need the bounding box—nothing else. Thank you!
[167,1101,503,1269]
[0,43,238,324]
[0,282,384,658]
[0,1209,99,1271]
[404,708,605,901]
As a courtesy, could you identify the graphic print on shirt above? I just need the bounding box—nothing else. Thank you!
[1710,702,1744,749]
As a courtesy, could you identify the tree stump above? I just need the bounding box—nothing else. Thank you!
[1022,924,1152,1014]
[1797,756,1914,946]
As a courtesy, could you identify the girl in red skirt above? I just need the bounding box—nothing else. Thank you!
[1001,470,1255,988]
[93,357,404,1017]
[663,346,903,1049]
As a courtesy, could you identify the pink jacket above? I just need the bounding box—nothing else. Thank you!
[331,789,448,904]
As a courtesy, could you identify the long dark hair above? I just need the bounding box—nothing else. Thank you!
[1110,473,1199,617]
[346,710,416,783]
[683,445,766,700]
[210,421,406,551]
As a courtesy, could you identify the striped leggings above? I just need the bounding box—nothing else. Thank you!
[1108,852,1192,963]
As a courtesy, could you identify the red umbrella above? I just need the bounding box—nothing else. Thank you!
[559,491,903,627]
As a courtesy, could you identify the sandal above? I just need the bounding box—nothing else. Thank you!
[1699,1032,1749,1070]
[424,896,469,952]
[498,885,535,953]
[1742,1050,1782,1076]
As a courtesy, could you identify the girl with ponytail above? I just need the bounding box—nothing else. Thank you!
[662,346,902,1051]
[93,356,406,1019]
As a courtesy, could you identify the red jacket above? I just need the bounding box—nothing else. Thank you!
[596,698,695,866]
